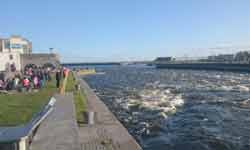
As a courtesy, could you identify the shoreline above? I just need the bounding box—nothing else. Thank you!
[156,63,250,72]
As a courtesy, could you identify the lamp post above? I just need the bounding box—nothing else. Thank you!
[49,48,54,54]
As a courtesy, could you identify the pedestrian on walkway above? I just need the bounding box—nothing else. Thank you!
[56,70,61,88]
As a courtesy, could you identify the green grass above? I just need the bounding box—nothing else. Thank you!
[66,72,86,124]
[0,77,57,126]
[73,89,86,124]
[65,71,75,92]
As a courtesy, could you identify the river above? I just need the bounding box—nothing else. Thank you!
[81,65,250,150]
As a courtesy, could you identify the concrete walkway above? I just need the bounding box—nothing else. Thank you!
[30,73,141,150]
[30,93,81,150]
[78,77,142,150]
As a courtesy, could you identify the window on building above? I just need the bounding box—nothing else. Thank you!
[5,62,10,71]
[9,54,13,60]
[4,40,10,49]
[23,45,28,53]
[11,44,22,49]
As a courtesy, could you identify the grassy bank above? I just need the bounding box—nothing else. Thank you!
[0,77,57,126]
[66,72,86,124]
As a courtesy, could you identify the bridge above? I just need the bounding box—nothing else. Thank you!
[61,61,153,67]
[62,62,121,66]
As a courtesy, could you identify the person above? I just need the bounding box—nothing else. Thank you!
[63,67,67,78]
[0,72,5,81]
[22,77,30,91]
[44,70,47,81]
[6,79,14,91]
[10,63,16,72]
[14,75,20,89]
[28,68,33,76]
[64,68,69,78]
[0,79,4,90]
[33,75,39,89]
[56,70,61,88]
[47,68,51,81]
[39,70,45,88]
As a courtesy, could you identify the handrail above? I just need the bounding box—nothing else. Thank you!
[0,97,56,143]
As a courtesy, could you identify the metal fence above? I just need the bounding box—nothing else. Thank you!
[0,97,56,150]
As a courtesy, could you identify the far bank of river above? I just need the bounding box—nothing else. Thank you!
[156,63,250,72]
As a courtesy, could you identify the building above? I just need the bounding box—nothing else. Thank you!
[0,52,21,72]
[154,57,173,63]
[0,35,32,54]
[234,51,250,64]
[0,35,60,72]
[0,35,32,71]
[207,54,234,63]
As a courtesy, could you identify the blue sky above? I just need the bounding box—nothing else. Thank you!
[0,0,250,62]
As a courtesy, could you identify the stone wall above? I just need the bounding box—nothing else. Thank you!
[20,53,60,69]
[0,39,3,52]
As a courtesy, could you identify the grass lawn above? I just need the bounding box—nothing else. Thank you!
[0,77,57,126]
[66,72,86,124]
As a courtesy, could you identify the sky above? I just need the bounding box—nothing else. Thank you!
[0,0,250,62]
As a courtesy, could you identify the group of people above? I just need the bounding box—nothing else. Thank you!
[0,67,52,92]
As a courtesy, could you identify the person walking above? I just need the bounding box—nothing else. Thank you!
[56,70,61,88]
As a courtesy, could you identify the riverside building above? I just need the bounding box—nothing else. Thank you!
[0,36,32,71]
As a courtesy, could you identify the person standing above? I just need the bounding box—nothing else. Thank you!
[14,75,20,89]
[22,77,30,91]
[47,68,52,81]
[0,79,4,90]
[33,75,39,89]
[56,70,61,88]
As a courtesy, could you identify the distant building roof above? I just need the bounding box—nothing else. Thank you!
[10,35,31,43]
[154,57,173,62]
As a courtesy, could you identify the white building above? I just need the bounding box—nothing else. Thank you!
[0,35,32,71]
[0,52,21,72]
[0,35,32,54]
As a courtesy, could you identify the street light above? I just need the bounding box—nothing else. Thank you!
[49,48,54,54]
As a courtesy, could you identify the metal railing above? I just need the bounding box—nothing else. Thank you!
[0,97,56,150]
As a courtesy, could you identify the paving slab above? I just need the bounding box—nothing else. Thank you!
[31,93,81,150]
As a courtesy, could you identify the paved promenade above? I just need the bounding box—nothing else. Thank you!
[31,93,81,150]
[30,73,141,150]
[78,77,142,150]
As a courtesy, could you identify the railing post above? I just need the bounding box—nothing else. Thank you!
[19,137,28,150]
[88,111,95,125]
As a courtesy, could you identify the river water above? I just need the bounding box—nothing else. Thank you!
[82,65,250,150]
